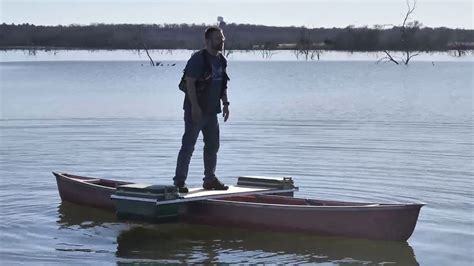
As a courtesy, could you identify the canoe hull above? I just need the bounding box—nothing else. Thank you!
[55,172,130,211]
[53,172,423,241]
[183,200,421,241]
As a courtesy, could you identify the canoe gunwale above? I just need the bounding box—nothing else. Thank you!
[206,198,424,211]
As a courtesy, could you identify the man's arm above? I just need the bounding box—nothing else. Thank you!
[221,89,230,122]
[186,76,202,123]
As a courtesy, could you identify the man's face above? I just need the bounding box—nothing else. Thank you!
[209,30,225,51]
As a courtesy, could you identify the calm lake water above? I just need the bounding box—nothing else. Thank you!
[0,52,473,265]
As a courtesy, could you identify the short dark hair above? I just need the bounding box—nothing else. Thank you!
[205,26,222,39]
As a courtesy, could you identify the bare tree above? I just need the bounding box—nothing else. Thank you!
[132,26,158,66]
[26,48,37,56]
[295,27,322,61]
[141,43,156,66]
[447,42,471,57]
[378,0,421,65]
[260,41,278,59]
[295,49,322,61]
[260,49,277,59]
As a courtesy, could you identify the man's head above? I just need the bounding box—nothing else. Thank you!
[205,26,225,52]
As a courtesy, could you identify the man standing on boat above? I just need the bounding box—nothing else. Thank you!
[173,26,230,193]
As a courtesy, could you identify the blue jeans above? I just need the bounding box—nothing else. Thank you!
[173,110,220,184]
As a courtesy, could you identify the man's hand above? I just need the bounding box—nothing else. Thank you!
[223,105,230,122]
[192,105,202,124]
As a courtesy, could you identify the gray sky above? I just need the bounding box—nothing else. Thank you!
[1,0,472,29]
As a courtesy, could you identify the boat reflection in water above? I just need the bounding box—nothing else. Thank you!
[57,202,420,265]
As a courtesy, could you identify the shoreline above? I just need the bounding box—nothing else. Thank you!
[1,49,472,62]
[1,46,472,52]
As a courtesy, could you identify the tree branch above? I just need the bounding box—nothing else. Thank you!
[376,56,389,64]
[141,43,155,66]
[402,0,417,28]
[408,51,420,59]
[383,50,400,65]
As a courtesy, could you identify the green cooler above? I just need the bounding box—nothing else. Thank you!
[111,184,180,223]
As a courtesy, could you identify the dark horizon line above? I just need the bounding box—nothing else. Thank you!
[1,46,472,53]
[2,21,473,31]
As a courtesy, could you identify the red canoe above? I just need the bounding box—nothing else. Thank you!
[53,172,424,241]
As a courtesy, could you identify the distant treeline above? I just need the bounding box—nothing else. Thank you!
[1,23,473,52]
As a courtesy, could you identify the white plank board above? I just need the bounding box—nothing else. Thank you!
[156,185,296,205]
[183,185,270,198]
[111,184,297,205]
